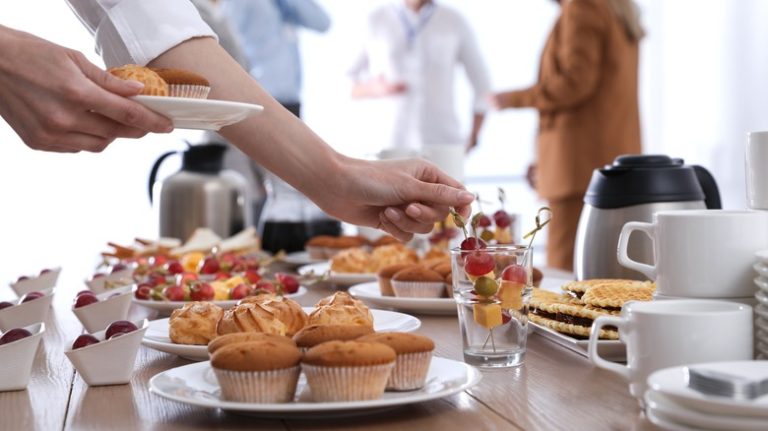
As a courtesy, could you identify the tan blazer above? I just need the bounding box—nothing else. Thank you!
[507,0,641,200]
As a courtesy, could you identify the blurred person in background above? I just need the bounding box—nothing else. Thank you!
[349,0,491,182]
[221,0,342,254]
[491,0,645,271]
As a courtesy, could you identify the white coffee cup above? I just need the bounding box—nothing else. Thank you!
[617,209,768,297]
[588,299,753,404]
[746,131,768,210]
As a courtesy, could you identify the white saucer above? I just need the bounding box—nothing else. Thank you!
[753,276,768,292]
[282,251,326,266]
[754,263,768,279]
[348,282,456,315]
[149,357,481,417]
[647,360,768,418]
[132,286,307,313]
[645,389,768,431]
[756,290,768,306]
[133,96,263,131]
[298,262,376,286]
[755,304,768,320]
[142,308,421,361]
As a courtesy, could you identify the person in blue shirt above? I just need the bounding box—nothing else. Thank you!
[221,0,341,254]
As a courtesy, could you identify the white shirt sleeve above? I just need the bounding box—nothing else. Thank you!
[456,15,491,113]
[66,0,217,67]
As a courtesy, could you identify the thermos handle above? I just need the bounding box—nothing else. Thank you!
[148,150,178,205]
[692,165,722,209]
[617,221,657,280]
[588,316,629,379]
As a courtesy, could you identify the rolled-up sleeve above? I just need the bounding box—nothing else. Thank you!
[66,0,217,67]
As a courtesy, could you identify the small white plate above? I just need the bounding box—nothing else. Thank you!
[348,282,455,315]
[132,286,307,313]
[72,285,134,333]
[756,317,768,333]
[0,323,45,392]
[10,267,61,297]
[149,356,481,417]
[756,250,768,265]
[283,251,326,266]
[133,96,263,131]
[645,389,768,431]
[754,263,768,279]
[298,262,376,286]
[755,304,768,320]
[647,360,768,418]
[754,276,768,292]
[757,290,768,307]
[142,308,421,361]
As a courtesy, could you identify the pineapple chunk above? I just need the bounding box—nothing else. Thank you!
[210,281,230,301]
[498,281,523,310]
[223,275,246,289]
[180,251,205,273]
[494,227,512,244]
[473,303,503,329]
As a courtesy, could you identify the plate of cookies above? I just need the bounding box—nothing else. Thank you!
[108,64,263,131]
[528,279,655,362]
[142,292,421,360]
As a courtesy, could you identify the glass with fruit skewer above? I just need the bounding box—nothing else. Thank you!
[451,244,532,368]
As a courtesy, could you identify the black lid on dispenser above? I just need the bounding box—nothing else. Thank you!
[584,154,708,209]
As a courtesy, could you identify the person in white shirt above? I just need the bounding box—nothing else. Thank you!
[0,0,474,240]
[349,0,492,180]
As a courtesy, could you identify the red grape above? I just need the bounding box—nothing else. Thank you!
[105,321,138,339]
[0,328,32,345]
[72,334,100,349]
[493,210,512,228]
[73,293,99,309]
[501,264,527,284]
[464,252,495,277]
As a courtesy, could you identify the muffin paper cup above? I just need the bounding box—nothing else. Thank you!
[388,351,433,391]
[305,246,326,260]
[377,276,395,297]
[391,280,446,298]
[301,362,394,402]
[214,366,300,403]
[168,84,210,99]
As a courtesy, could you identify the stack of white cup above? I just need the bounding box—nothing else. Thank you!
[752,252,768,358]
[746,131,768,358]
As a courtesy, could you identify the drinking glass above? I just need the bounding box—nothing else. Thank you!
[451,245,532,368]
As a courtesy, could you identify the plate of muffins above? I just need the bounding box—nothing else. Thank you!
[109,64,263,131]
[149,331,482,417]
[348,282,456,315]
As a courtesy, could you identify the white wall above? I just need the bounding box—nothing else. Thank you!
[0,0,766,286]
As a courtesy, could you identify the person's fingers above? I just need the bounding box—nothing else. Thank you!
[379,212,413,242]
[383,207,434,235]
[404,203,449,224]
[73,52,145,97]
[403,180,474,213]
[78,111,149,140]
[55,132,112,153]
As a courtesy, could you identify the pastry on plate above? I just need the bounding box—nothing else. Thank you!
[529,288,618,340]
[357,332,434,390]
[108,64,168,96]
[150,68,210,99]
[168,302,224,345]
[292,324,374,350]
[207,331,296,355]
[238,293,308,336]
[217,302,289,336]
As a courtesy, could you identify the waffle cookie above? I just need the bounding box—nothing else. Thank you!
[581,284,655,309]
[530,314,619,340]
[529,288,618,340]
[561,279,653,299]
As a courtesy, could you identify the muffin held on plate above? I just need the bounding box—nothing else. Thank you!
[108,64,168,96]
[293,324,374,351]
[150,68,210,99]
[211,339,302,403]
[391,266,446,298]
[301,340,396,402]
[168,302,224,345]
[377,263,418,297]
[357,332,435,390]
[207,332,296,356]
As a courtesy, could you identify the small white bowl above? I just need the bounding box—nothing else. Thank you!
[72,285,133,333]
[64,319,148,386]
[85,267,134,295]
[0,288,55,331]
[0,323,45,392]
[9,267,61,297]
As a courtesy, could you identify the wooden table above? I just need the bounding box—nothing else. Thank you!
[0,268,660,431]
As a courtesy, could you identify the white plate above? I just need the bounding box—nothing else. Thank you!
[645,408,702,431]
[133,96,263,131]
[645,389,768,431]
[755,304,768,320]
[753,276,768,292]
[149,356,481,417]
[756,317,768,333]
[283,251,326,266]
[348,282,455,315]
[298,262,376,286]
[142,308,421,361]
[754,263,768,279]
[528,277,626,362]
[757,290,768,306]
[132,286,307,313]
[647,360,768,418]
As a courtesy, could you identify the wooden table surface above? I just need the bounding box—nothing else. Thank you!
[0,267,660,431]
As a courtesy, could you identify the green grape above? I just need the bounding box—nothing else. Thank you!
[474,276,498,297]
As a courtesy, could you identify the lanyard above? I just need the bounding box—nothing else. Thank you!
[396,3,437,49]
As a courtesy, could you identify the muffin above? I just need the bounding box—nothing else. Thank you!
[293,324,374,351]
[301,340,396,401]
[325,235,369,258]
[208,332,296,356]
[532,267,544,287]
[377,263,417,297]
[217,302,288,336]
[330,247,375,273]
[371,235,401,247]
[151,68,210,99]
[238,294,308,336]
[310,292,374,328]
[108,64,168,96]
[211,340,302,403]
[168,302,224,345]
[370,244,419,271]
[305,235,335,260]
[357,332,434,390]
[430,261,452,278]
[391,266,446,298]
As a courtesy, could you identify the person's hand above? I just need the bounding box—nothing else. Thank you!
[0,27,173,153]
[489,92,512,110]
[315,157,475,241]
[370,75,407,97]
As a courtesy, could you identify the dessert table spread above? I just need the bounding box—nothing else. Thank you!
[0,267,661,431]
